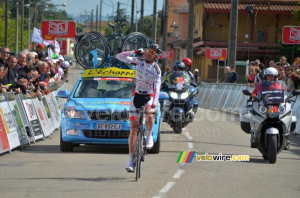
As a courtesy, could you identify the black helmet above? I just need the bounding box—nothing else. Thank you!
[173,61,185,71]
[149,44,162,55]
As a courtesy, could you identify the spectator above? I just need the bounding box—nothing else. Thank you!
[269,60,275,68]
[280,56,290,67]
[217,66,231,83]
[15,52,27,71]
[246,67,256,86]
[61,61,70,82]
[278,70,287,91]
[35,43,44,53]
[1,55,18,92]
[254,63,265,84]
[164,65,171,76]
[194,69,200,84]
[290,72,300,90]
[35,61,48,93]
[53,59,64,80]
[229,67,238,83]
[0,46,10,67]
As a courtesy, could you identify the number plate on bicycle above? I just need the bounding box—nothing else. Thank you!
[97,123,122,130]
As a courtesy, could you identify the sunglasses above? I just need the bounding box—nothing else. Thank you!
[1,51,10,54]
[146,49,156,56]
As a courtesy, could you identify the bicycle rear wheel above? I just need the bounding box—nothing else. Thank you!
[121,32,152,52]
[75,31,108,69]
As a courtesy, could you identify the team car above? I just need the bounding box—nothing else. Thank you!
[57,67,168,153]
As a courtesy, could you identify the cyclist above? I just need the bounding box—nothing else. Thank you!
[182,57,194,81]
[116,44,162,172]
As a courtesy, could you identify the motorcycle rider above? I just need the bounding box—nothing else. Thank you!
[116,44,162,172]
[182,57,194,81]
[249,67,289,149]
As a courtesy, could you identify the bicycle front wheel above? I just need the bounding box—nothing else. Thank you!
[75,31,108,69]
[121,32,152,52]
[135,129,142,181]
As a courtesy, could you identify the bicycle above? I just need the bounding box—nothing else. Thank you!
[75,17,154,69]
[133,106,157,181]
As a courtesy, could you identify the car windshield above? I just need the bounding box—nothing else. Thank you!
[257,80,285,104]
[73,77,135,98]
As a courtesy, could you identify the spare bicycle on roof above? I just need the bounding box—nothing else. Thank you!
[75,17,154,69]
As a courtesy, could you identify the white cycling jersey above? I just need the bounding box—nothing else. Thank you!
[116,51,161,106]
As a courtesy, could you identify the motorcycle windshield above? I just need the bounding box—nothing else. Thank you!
[257,81,285,104]
[169,71,191,91]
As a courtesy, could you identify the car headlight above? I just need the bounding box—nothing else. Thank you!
[170,92,179,99]
[180,92,189,99]
[64,107,85,119]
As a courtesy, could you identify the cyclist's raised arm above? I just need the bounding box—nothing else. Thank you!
[116,51,141,65]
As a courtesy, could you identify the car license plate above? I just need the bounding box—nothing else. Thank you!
[97,123,122,130]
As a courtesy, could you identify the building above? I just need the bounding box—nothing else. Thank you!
[167,0,300,82]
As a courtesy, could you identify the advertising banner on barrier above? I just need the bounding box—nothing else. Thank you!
[45,94,60,129]
[6,93,30,146]
[0,94,21,149]
[0,94,10,153]
[21,94,44,140]
[42,96,55,132]
[32,97,52,138]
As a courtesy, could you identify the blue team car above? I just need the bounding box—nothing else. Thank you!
[57,67,168,153]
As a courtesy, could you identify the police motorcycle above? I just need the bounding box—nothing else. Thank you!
[240,70,300,163]
[161,62,198,134]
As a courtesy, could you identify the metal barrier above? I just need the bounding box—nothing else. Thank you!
[0,82,66,155]
[196,82,300,135]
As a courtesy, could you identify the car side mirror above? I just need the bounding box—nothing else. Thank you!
[242,90,251,96]
[57,90,69,98]
[159,92,169,100]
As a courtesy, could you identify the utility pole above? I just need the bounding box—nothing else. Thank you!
[28,0,31,50]
[161,0,168,73]
[16,0,19,53]
[91,9,93,31]
[228,0,239,69]
[99,0,102,33]
[140,0,144,33]
[96,5,98,32]
[21,0,24,50]
[117,2,120,20]
[5,0,8,46]
[152,0,157,42]
[130,0,134,32]
[187,0,195,60]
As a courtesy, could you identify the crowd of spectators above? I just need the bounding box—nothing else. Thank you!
[245,56,300,92]
[0,44,70,97]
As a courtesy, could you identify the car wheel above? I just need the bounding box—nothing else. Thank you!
[148,124,160,154]
[60,127,73,152]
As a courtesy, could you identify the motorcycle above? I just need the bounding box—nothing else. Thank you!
[161,71,198,133]
[240,81,300,163]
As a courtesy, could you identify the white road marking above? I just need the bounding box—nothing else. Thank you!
[188,142,193,149]
[184,131,193,141]
[159,182,175,193]
[173,169,185,179]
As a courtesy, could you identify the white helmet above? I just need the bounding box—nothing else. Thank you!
[264,67,278,77]
[194,69,199,72]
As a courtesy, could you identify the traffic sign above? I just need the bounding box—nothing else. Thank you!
[159,51,173,60]
[57,40,67,55]
[282,26,300,44]
[205,48,227,60]
[41,20,76,40]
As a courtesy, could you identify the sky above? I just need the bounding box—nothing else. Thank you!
[51,0,164,20]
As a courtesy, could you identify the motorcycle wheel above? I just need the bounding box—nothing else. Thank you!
[173,121,182,134]
[262,155,268,161]
[268,134,277,164]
